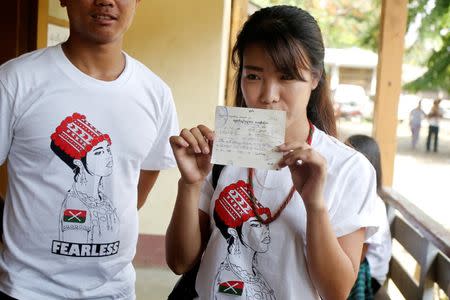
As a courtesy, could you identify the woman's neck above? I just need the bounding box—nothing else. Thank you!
[228,245,257,273]
[75,173,102,199]
[285,118,311,144]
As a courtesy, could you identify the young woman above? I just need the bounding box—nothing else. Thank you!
[166,6,378,300]
[345,135,392,298]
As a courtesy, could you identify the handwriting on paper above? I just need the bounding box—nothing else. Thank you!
[211,106,286,170]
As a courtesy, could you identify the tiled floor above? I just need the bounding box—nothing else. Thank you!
[136,267,179,300]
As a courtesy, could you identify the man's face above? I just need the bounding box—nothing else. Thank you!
[60,0,139,45]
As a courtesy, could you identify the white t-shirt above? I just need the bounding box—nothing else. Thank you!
[196,127,379,299]
[0,45,179,299]
[409,108,425,127]
[366,196,392,285]
[428,108,444,127]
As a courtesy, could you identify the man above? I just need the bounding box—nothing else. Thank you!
[0,0,179,298]
[426,99,444,152]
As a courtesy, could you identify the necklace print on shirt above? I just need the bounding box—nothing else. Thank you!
[49,113,120,257]
[248,120,314,225]
[213,180,275,299]
[211,121,314,298]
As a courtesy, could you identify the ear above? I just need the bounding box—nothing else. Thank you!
[227,228,238,239]
[73,159,83,168]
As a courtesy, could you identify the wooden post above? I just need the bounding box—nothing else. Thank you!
[373,0,408,187]
[37,0,49,49]
[225,0,248,106]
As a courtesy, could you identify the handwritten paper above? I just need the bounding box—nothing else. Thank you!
[211,106,286,170]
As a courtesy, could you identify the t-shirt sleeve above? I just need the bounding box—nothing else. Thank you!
[366,197,391,245]
[198,173,214,214]
[330,154,379,241]
[141,86,179,170]
[0,80,15,165]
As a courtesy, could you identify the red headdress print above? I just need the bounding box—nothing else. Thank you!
[214,180,271,228]
[51,113,111,159]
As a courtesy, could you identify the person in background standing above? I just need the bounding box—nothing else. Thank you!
[409,100,426,149]
[426,99,444,152]
[345,135,392,299]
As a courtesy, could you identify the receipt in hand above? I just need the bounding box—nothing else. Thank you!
[211,106,286,170]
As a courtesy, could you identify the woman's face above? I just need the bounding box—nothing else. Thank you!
[240,217,270,253]
[241,43,319,134]
[85,140,113,177]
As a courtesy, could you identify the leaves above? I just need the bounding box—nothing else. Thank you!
[251,0,449,93]
[251,0,379,48]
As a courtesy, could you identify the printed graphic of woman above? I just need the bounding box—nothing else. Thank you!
[51,113,119,244]
[213,180,275,299]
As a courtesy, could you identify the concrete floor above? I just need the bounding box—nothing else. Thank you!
[136,267,179,300]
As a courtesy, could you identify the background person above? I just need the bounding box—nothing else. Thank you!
[345,134,392,299]
[0,0,179,298]
[166,6,379,300]
[409,100,426,149]
[426,99,444,152]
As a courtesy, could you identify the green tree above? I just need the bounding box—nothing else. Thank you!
[404,0,450,93]
[250,0,449,93]
[250,0,379,48]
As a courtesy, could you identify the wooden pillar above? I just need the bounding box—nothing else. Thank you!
[37,0,49,49]
[373,0,408,187]
[225,0,248,106]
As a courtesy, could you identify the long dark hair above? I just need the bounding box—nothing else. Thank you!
[50,141,88,181]
[345,134,383,194]
[232,5,336,137]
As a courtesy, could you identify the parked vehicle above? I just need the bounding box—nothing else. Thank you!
[332,84,372,120]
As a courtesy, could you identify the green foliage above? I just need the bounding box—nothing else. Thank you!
[250,0,379,48]
[250,0,449,93]
[404,35,450,93]
[404,0,449,93]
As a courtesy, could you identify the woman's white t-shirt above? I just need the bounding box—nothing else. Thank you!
[366,196,392,285]
[196,127,379,299]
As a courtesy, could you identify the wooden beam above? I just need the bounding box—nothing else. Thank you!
[373,0,408,187]
[37,0,49,49]
[48,16,69,28]
[225,0,248,106]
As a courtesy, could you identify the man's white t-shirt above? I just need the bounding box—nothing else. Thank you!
[428,108,444,127]
[409,108,425,127]
[0,45,179,299]
[196,127,379,299]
